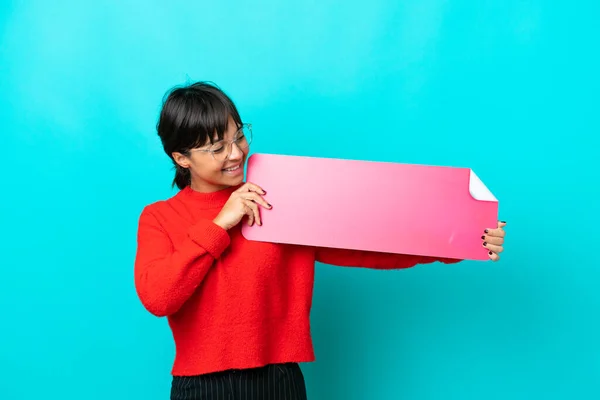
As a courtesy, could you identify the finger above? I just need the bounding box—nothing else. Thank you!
[498,220,507,228]
[244,200,261,226]
[484,227,505,238]
[240,192,272,209]
[481,234,504,246]
[483,241,503,254]
[488,251,500,262]
[237,182,266,195]
[244,204,255,226]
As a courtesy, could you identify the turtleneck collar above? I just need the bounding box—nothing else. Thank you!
[178,184,240,209]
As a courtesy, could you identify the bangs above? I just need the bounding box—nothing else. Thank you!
[161,82,242,152]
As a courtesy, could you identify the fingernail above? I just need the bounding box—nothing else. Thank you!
[484,229,489,233]
[483,242,487,246]
[267,203,272,208]
[481,235,485,240]
[488,251,493,255]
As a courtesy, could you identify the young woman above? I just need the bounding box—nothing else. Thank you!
[134,81,507,400]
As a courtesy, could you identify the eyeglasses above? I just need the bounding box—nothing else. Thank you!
[190,123,253,161]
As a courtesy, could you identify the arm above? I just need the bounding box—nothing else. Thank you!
[314,247,462,269]
[134,207,230,317]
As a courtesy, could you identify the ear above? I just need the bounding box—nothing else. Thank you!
[172,152,191,169]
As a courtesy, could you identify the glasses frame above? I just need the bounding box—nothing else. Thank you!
[190,123,253,161]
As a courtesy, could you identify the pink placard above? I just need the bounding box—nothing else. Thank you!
[241,153,499,261]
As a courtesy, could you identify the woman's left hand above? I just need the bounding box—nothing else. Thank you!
[482,221,506,261]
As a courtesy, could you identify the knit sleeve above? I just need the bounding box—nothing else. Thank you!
[314,247,462,269]
[134,207,230,317]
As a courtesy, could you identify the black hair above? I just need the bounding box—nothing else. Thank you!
[156,81,243,189]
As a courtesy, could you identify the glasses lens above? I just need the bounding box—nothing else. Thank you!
[210,125,253,161]
[210,141,229,162]
[236,125,252,149]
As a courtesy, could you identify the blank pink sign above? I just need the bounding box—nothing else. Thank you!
[241,153,499,261]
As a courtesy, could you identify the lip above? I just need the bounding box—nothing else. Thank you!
[222,163,243,175]
[222,163,241,170]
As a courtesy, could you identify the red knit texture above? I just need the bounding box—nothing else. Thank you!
[134,185,461,376]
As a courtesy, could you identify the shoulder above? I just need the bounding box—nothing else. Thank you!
[137,189,186,221]
[140,199,168,216]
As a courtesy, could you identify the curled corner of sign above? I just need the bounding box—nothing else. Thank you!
[468,170,498,202]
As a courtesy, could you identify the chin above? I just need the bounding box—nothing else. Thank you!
[229,174,245,185]
[214,172,243,187]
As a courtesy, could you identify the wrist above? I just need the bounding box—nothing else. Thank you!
[212,216,230,231]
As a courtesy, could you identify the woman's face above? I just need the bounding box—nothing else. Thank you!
[173,115,248,192]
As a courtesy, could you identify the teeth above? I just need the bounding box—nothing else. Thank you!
[224,165,240,172]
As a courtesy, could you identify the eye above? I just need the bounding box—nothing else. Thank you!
[211,143,225,153]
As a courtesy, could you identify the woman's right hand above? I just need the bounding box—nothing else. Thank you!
[213,182,272,230]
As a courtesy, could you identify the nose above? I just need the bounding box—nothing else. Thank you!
[228,141,244,161]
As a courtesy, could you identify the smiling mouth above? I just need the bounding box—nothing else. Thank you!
[222,164,241,172]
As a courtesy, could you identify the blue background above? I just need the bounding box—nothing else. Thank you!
[1,1,599,399]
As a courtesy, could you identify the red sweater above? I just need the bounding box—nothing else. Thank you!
[134,185,460,376]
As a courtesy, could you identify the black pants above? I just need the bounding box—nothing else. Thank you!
[170,363,308,400]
